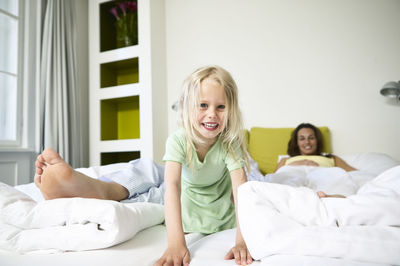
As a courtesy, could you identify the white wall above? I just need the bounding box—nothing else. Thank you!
[165,0,400,161]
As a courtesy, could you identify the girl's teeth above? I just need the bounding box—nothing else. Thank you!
[204,123,217,128]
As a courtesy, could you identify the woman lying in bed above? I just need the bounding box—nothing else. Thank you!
[274,123,357,198]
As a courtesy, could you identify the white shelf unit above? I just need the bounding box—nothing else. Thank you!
[89,0,167,166]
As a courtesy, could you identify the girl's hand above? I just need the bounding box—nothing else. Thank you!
[225,242,253,265]
[154,245,190,266]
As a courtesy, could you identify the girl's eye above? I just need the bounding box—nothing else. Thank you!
[200,103,207,108]
[217,105,225,109]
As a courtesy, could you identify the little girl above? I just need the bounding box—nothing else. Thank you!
[154,66,252,266]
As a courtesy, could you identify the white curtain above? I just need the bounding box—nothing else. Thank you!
[38,0,82,167]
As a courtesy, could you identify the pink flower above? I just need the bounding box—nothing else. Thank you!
[118,2,128,15]
[110,6,119,20]
[110,1,136,20]
[127,1,137,12]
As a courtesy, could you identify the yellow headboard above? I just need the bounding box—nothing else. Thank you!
[246,127,331,175]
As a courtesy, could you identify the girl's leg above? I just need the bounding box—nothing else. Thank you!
[34,148,129,201]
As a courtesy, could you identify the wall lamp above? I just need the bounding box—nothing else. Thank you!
[171,101,178,111]
[380,81,400,100]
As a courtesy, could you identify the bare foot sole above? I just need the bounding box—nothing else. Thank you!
[34,148,127,200]
[317,191,346,198]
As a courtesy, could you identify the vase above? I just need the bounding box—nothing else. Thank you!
[115,13,138,48]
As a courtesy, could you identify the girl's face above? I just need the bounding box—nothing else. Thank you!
[196,77,226,145]
[297,128,318,155]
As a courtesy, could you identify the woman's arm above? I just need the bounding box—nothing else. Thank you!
[274,157,288,172]
[225,168,253,265]
[154,161,189,266]
[333,155,357,172]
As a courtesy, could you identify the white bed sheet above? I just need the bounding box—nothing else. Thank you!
[0,225,208,266]
[189,229,390,266]
[4,225,383,266]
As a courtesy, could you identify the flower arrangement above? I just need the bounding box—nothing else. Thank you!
[110,0,138,48]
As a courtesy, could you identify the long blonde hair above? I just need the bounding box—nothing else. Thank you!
[177,65,249,170]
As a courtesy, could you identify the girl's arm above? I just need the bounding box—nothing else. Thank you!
[154,161,190,266]
[333,155,357,172]
[225,168,253,265]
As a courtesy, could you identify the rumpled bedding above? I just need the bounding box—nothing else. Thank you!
[238,165,400,265]
[264,165,372,196]
[0,182,164,254]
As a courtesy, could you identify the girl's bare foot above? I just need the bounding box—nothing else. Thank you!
[317,191,346,198]
[34,148,128,201]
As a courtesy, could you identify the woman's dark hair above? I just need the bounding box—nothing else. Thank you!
[287,123,324,156]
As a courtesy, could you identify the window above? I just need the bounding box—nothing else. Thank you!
[0,0,19,144]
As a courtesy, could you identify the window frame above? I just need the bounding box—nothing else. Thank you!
[0,0,38,151]
[0,1,22,147]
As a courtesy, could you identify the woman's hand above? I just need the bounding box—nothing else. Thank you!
[225,241,253,265]
[154,245,190,266]
[288,159,319,167]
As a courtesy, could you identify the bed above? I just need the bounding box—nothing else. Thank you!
[1,127,399,266]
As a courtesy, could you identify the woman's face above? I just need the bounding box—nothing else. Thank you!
[297,128,318,155]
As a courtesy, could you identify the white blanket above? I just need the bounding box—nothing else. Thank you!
[238,166,400,265]
[0,182,164,254]
[265,165,384,196]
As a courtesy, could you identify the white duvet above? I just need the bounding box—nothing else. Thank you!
[238,165,400,265]
[0,183,164,254]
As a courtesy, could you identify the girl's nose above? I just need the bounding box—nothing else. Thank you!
[207,108,217,118]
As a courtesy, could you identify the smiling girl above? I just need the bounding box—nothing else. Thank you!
[155,66,252,266]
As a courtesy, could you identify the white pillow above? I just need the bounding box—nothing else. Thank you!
[340,152,399,176]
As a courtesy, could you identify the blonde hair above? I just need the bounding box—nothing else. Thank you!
[177,65,249,171]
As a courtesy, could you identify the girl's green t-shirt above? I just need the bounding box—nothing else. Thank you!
[163,130,243,234]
